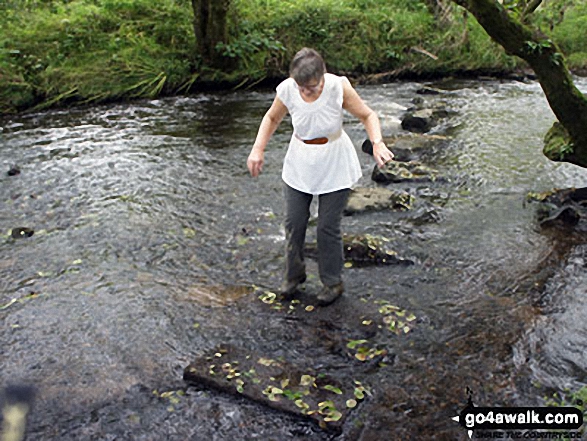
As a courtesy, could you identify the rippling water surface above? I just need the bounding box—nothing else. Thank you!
[1,77,587,440]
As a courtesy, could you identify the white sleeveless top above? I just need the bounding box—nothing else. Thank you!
[276,73,362,195]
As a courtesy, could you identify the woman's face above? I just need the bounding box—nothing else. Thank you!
[297,75,325,100]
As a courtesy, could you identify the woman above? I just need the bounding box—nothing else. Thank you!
[247,48,394,306]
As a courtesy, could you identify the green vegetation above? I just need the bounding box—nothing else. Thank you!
[0,0,585,113]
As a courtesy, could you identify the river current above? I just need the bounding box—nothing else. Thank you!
[1,77,587,440]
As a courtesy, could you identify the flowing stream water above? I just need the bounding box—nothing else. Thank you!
[1,77,587,440]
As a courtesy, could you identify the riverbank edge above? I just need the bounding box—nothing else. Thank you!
[2,65,586,118]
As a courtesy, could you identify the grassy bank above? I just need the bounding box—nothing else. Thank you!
[1,0,586,114]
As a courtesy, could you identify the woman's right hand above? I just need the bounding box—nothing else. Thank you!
[247,148,264,177]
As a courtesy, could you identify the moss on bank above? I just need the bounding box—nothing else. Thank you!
[0,0,585,114]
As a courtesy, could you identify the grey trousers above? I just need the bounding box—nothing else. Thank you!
[283,183,350,287]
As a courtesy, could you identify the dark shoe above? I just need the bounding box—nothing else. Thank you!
[280,275,306,299]
[316,283,344,306]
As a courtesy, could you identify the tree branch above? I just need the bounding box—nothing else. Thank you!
[452,0,587,166]
[523,0,542,19]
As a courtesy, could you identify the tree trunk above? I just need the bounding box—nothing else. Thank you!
[453,0,587,167]
[191,0,231,68]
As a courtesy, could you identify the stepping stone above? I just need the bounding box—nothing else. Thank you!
[305,234,414,266]
[184,344,369,433]
[345,188,413,215]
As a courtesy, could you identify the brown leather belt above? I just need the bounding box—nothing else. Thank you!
[295,130,342,145]
[302,137,328,145]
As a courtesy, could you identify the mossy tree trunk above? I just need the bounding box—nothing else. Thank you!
[452,0,587,167]
[191,0,231,68]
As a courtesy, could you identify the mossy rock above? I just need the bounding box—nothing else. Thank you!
[372,160,438,184]
[305,234,414,266]
[543,122,574,162]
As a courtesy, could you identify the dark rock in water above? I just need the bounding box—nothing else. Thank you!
[184,344,364,433]
[409,207,441,225]
[305,234,414,266]
[362,133,450,163]
[401,109,434,133]
[11,228,34,239]
[345,188,413,215]
[372,160,438,184]
[386,134,449,162]
[7,166,21,176]
[540,206,581,228]
[416,86,444,95]
[361,139,374,156]
[528,187,587,230]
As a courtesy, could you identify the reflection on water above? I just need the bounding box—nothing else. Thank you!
[1,77,587,439]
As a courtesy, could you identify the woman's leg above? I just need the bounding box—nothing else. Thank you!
[283,183,313,285]
[317,188,350,287]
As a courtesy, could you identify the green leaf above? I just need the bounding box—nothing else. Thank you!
[318,400,335,410]
[258,357,277,366]
[323,385,343,395]
[183,228,196,238]
[354,388,365,400]
[346,339,368,349]
[324,410,343,422]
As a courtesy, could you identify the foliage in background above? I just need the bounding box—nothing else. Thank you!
[0,0,196,113]
[0,0,585,113]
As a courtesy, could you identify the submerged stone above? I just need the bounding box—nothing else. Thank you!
[183,345,364,433]
[186,284,252,307]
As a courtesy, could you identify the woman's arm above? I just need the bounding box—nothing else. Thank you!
[247,97,289,177]
[342,78,394,168]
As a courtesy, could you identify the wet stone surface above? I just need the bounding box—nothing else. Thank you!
[305,234,415,266]
[528,187,587,231]
[372,160,439,184]
[183,344,370,433]
[344,187,414,215]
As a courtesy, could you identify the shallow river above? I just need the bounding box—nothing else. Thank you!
[1,77,587,440]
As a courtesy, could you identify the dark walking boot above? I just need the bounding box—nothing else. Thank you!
[280,275,307,300]
[316,282,344,306]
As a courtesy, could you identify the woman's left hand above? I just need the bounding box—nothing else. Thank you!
[373,141,394,168]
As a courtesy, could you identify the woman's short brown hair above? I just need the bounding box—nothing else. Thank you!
[289,48,326,86]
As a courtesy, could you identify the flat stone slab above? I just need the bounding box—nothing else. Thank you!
[363,134,450,162]
[305,234,414,266]
[183,344,370,433]
[345,187,413,215]
[372,160,438,184]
